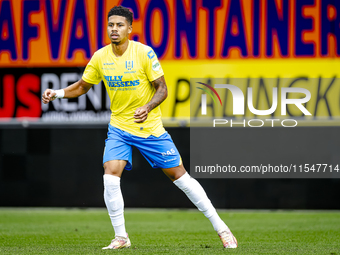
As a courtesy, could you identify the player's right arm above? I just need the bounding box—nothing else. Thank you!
[41,79,94,104]
[42,50,102,104]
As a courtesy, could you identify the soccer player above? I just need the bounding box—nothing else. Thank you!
[42,5,237,250]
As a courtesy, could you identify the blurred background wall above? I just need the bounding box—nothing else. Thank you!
[0,0,340,208]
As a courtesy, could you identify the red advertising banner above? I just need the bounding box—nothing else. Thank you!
[0,68,111,122]
[0,0,339,124]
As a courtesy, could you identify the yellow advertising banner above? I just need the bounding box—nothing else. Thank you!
[161,59,340,124]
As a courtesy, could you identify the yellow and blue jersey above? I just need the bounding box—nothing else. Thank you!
[82,40,165,138]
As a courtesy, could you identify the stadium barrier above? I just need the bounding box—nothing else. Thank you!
[0,125,339,209]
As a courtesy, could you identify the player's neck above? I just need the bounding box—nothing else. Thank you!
[111,39,129,57]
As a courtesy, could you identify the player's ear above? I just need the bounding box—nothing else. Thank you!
[128,25,132,35]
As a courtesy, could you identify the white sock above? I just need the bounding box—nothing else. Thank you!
[173,172,229,232]
[103,174,127,238]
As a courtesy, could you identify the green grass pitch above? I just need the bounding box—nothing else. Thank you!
[0,208,339,254]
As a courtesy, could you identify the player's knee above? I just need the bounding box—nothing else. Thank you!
[103,160,126,176]
[173,165,187,180]
[173,171,186,180]
[163,164,187,181]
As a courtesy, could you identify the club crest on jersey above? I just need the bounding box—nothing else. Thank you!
[125,60,134,70]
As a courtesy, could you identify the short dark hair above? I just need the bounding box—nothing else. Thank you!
[107,6,133,25]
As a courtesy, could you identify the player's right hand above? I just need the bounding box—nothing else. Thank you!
[42,89,57,104]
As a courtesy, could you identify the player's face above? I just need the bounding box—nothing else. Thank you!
[107,15,132,45]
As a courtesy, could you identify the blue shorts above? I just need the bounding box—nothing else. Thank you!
[103,125,181,170]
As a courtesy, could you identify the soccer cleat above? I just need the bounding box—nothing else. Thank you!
[102,235,131,250]
[217,229,238,248]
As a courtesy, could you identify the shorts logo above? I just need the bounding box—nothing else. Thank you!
[161,148,176,156]
[147,50,155,59]
[164,157,177,163]
[125,60,134,70]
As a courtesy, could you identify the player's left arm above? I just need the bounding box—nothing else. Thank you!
[134,75,167,123]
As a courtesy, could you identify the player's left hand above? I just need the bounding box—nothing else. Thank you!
[134,105,150,123]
